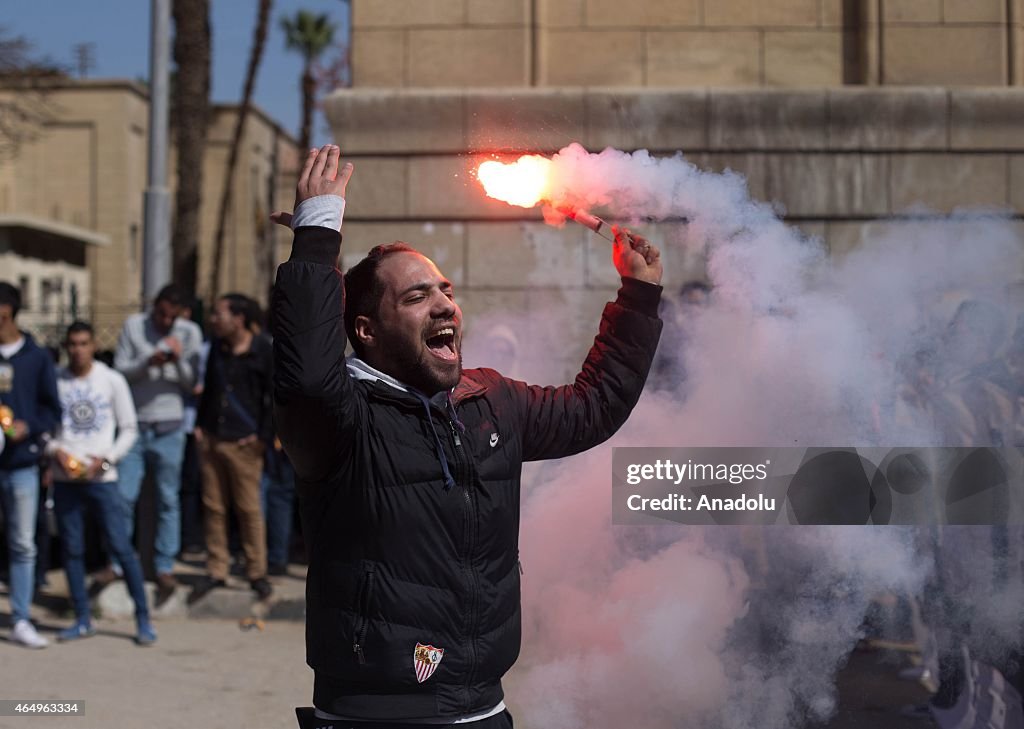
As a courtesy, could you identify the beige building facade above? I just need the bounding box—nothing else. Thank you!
[195,104,301,312]
[350,0,1024,88]
[0,79,299,348]
[0,80,149,346]
[324,0,1024,378]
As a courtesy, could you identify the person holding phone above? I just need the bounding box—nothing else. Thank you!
[111,284,201,606]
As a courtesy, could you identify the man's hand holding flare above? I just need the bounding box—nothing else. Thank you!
[612,226,663,286]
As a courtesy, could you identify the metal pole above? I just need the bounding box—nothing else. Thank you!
[142,0,172,306]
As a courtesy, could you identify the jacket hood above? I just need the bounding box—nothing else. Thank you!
[346,356,411,393]
[347,356,486,405]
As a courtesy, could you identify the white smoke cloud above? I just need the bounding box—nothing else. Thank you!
[461,143,1023,729]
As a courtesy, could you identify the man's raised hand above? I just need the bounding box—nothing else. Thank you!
[611,226,663,285]
[299,144,353,201]
[270,144,354,228]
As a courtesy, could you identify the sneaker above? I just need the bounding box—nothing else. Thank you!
[10,619,49,649]
[187,576,226,606]
[154,573,178,608]
[134,619,157,646]
[57,621,96,642]
[267,563,288,577]
[250,577,273,601]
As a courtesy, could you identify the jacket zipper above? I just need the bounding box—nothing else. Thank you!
[450,418,479,710]
[352,564,376,665]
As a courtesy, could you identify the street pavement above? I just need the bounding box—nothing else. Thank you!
[0,613,309,729]
[1,569,939,729]
[1,565,311,729]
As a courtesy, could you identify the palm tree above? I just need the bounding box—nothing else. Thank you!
[170,0,211,294]
[280,10,336,153]
[208,0,273,302]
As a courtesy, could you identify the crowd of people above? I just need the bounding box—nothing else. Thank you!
[0,279,297,648]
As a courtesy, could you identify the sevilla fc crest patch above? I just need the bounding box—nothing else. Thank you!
[413,643,444,683]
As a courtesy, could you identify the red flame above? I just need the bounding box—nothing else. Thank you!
[476,156,552,208]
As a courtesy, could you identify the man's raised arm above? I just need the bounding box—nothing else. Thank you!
[271,145,358,482]
[514,226,665,461]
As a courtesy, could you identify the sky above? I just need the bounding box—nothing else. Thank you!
[6,0,349,146]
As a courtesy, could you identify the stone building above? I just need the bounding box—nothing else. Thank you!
[0,214,108,346]
[0,80,148,346]
[324,0,1024,378]
[0,78,298,347]
[196,103,301,316]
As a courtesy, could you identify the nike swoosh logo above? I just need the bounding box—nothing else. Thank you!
[489,433,499,447]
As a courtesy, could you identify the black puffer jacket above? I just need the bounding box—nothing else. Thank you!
[272,225,662,722]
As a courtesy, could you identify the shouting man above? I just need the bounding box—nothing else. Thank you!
[273,146,663,728]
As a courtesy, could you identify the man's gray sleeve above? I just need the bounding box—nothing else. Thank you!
[115,317,150,382]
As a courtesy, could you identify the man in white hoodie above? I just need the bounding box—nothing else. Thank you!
[48,321,156,645]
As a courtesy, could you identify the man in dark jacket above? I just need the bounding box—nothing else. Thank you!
[273,145,663,728]
[190,293,275,604]
[0,281,61,648]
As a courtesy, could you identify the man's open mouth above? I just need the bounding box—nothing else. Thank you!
[426,327,458,362]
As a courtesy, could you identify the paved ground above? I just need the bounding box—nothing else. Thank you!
[0,616,309,729]
[0,569,940,729]
[0,634,937,729]
[0,564,311,729]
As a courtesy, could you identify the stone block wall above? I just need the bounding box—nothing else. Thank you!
[541,0,843,87]
[352,0,532,86]
[325,86,1024,376]
[350,0,1024,89]
[878,0,1010,84]
[328,86,1024,222]
[342,0,1024,376]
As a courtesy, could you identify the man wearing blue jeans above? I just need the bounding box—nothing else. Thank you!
[48,322,156,645]
[114,284,201,606]
[0,282,61,649]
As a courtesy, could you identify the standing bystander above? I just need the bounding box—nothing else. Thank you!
[189,294,274,603]
[47,322,156,645]
[0,281,61,648]
[112,284,201,606]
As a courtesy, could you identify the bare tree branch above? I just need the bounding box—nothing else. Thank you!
[0,27,67,161]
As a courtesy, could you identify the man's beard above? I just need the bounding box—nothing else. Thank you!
[386,337,463,396]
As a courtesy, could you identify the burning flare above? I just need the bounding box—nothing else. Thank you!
[476,152,614,241]
[476,156,552,208]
